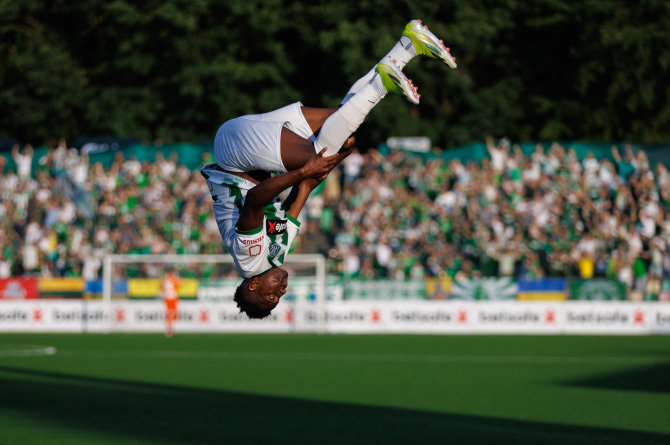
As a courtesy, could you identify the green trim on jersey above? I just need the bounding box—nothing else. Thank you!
[285,213,301,227]
[235,226,263,235]
[235,225,263,235]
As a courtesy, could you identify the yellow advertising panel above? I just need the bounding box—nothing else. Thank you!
[128,278,198,299]
[39,278,85,292]
[516,292,567,301]
[38,278,85,298]
[128,279,160,298]
[177,278,198,298]
[425,277,453,300]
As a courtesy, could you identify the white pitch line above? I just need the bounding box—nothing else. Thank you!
[0,344,57,357]
[53,350,669,365]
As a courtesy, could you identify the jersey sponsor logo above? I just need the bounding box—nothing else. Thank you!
[242,235,264,245]
[266,219,288,235]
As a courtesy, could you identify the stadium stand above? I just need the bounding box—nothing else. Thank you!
[1,139,669,300]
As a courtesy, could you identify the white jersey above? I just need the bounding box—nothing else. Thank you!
[201,163,300,278]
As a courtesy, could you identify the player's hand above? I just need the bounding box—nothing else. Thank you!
[301,176,324,191]
[300,147,341,179]
[333,145,354,163]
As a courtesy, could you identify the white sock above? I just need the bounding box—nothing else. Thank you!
[340,67,376,105]
[384,36,416,70]
[317,78,386,156]
[340,36,416,105]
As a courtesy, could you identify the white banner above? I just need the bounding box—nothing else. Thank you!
[108,301,294,333]
[386,137,432,153]
[1,300,670,334]
[563,302,652,334]
[0,301,101,333]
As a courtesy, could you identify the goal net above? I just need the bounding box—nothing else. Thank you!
[101,254,326,333]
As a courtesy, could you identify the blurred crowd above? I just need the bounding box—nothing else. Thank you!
[311,138,670,299]
[1,137,670,297]
[0,139,219,280]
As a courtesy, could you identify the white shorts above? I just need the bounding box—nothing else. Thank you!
[214,102,316,174]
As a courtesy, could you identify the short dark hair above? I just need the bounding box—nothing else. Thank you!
[233,281,272,319]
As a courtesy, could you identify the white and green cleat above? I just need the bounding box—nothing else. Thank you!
[375,57,420,104]
[403,19,457,69]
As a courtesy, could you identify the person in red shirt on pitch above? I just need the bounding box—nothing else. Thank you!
[161,270,180,337]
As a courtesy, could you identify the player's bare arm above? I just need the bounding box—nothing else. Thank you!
[237,147,341,231]
[282,145,353,220]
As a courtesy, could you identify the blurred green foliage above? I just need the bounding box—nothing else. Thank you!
[1,0,669,147]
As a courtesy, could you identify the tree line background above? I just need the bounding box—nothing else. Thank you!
[1,0,669,149]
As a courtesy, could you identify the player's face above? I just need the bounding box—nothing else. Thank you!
[253,268,289,310]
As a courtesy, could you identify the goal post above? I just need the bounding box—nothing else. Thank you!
[102,253,327,333]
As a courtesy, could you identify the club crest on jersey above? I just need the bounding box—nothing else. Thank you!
[268,244,281,258]
[266,219,287,235]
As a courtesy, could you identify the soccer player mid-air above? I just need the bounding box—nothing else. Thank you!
[201,20,456,318]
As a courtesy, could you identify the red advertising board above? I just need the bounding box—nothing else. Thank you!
[0,278,39,299]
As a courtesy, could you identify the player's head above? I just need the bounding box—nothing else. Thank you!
[233,267,289,319]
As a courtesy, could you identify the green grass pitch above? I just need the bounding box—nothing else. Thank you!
[1,334,669,444]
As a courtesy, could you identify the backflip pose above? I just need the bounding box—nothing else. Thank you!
[201,20,456,318]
